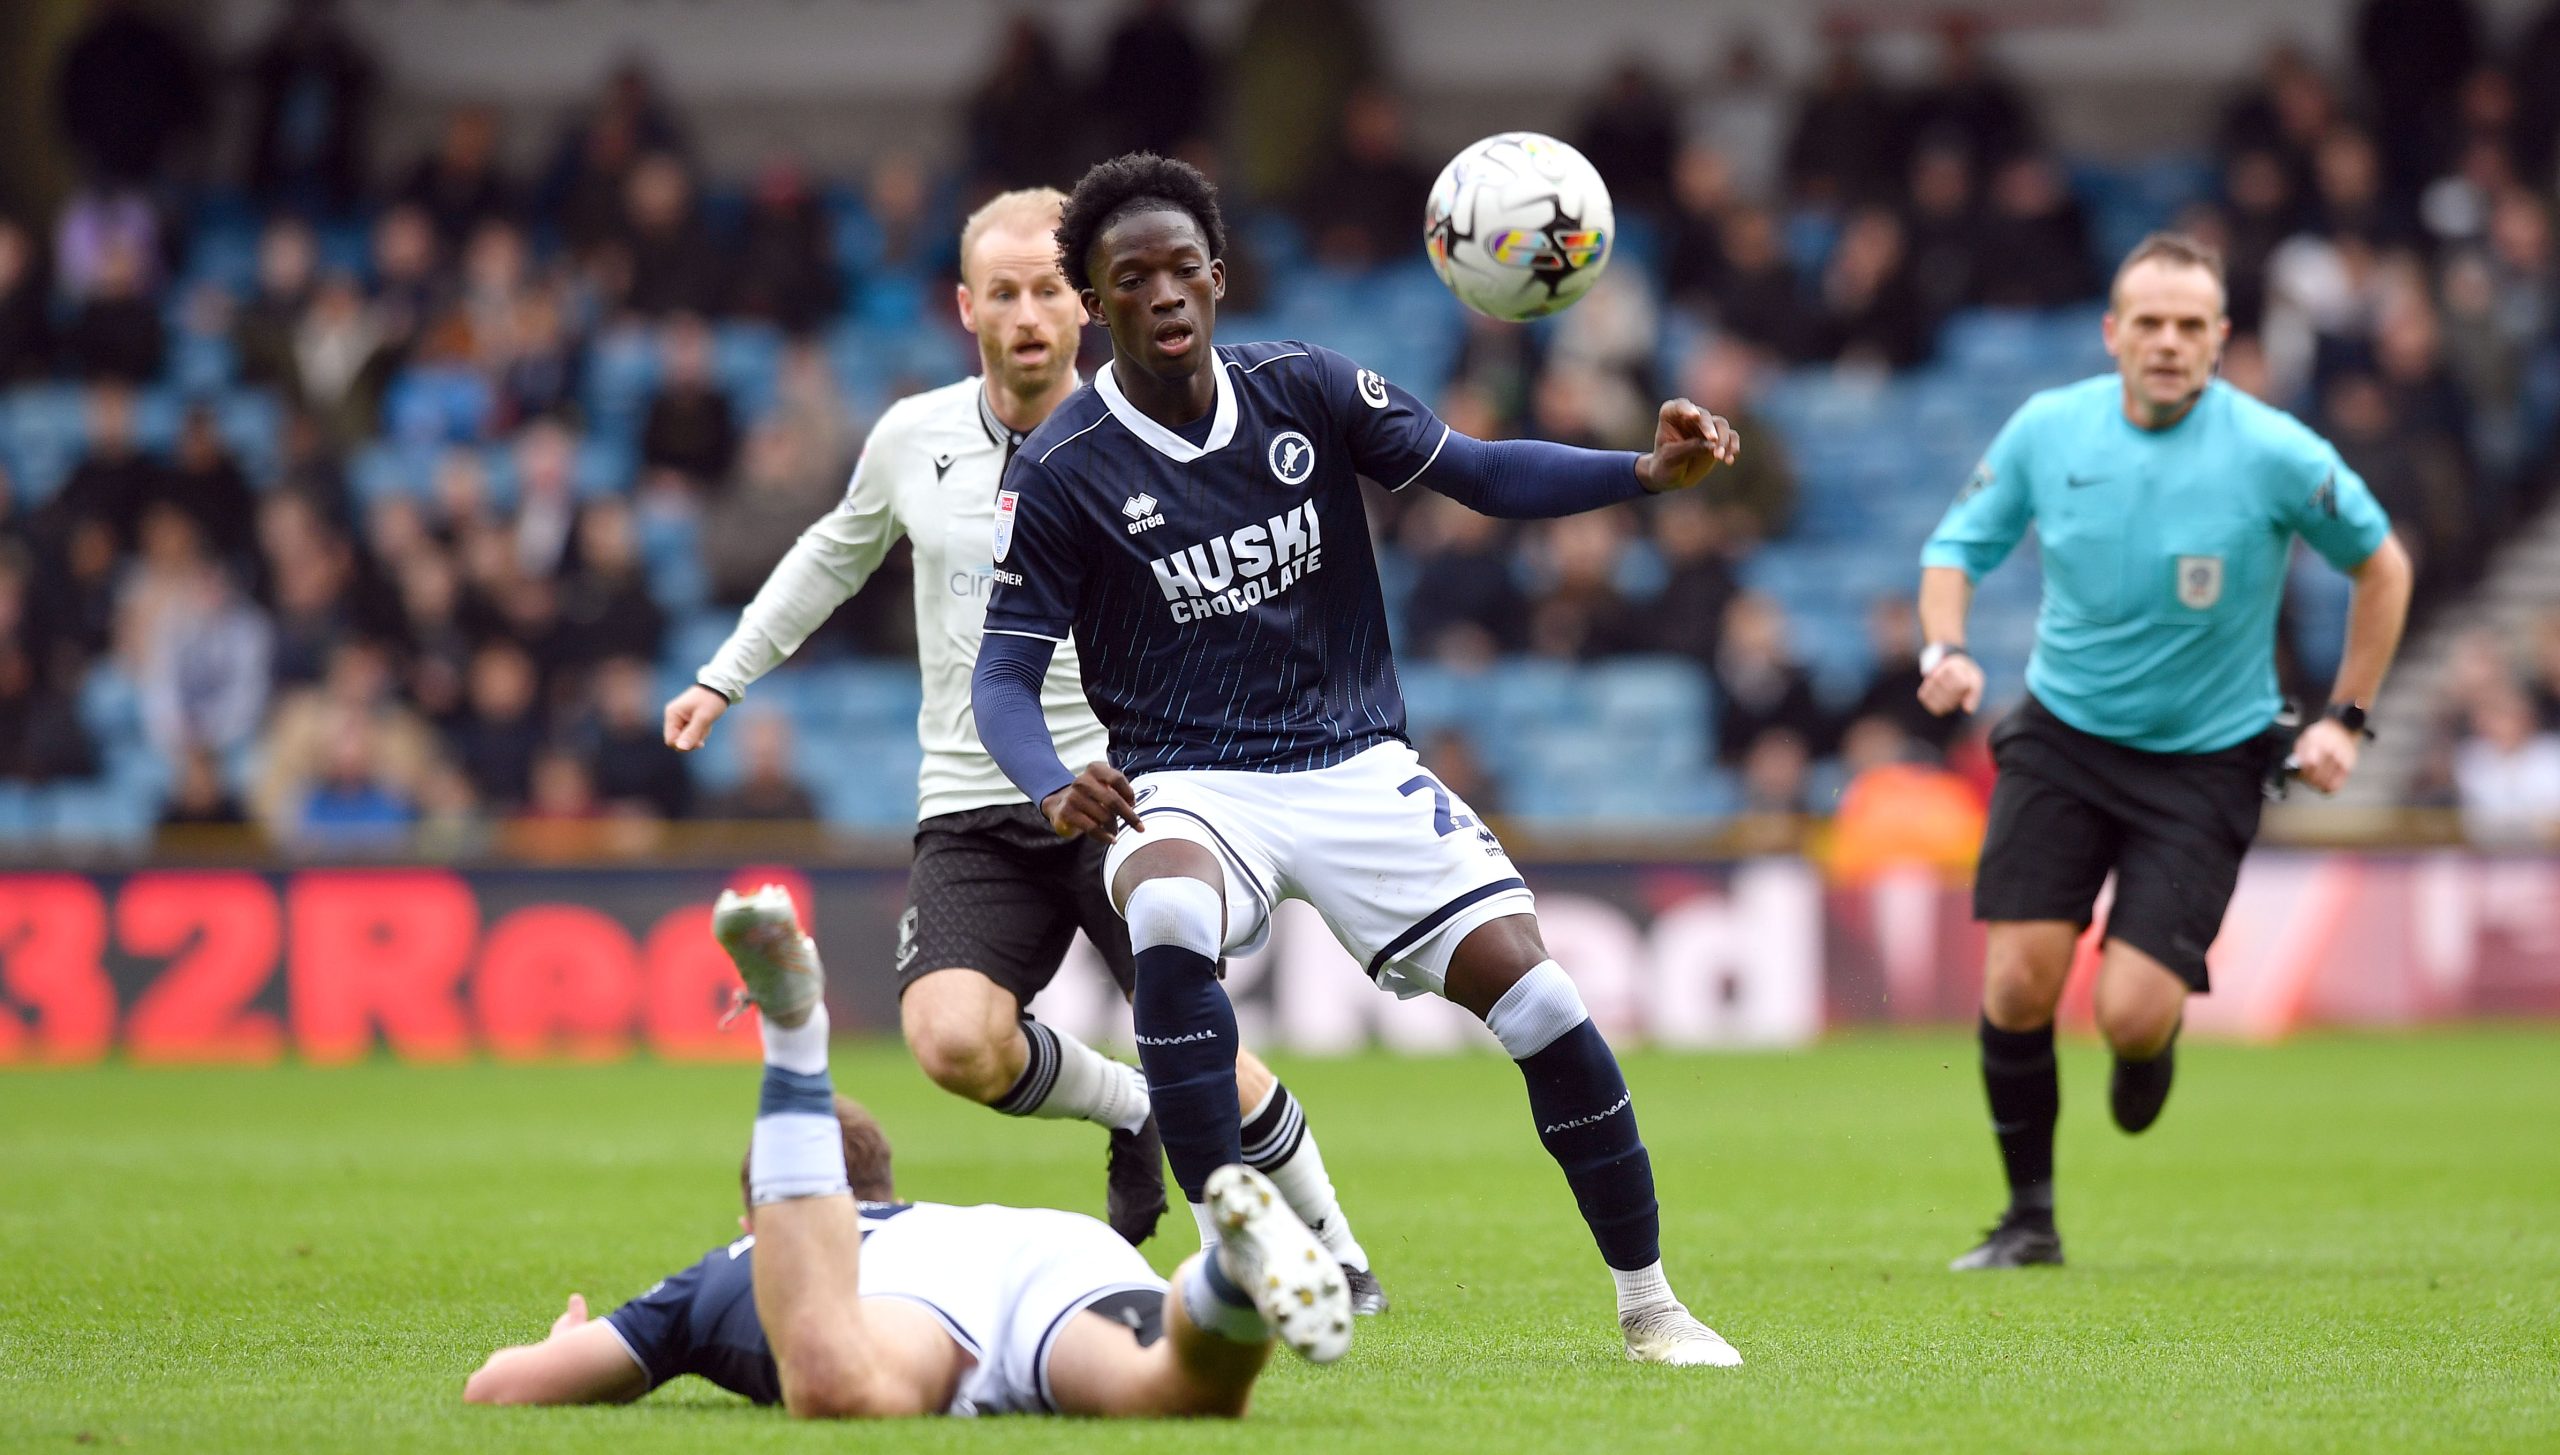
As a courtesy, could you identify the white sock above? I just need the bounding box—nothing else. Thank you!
[1612,1260,1676,1316]
[1179,1249,1269,1343]
[999,1018,1151,1133]
[1242,1082,1368,1271]
[761,1002,830,1075]
[1189,1199,1221,1251]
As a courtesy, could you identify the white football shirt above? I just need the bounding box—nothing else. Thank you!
[697,376,1111,820]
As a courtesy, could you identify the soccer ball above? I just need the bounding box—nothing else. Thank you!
[1424,132,1615,322]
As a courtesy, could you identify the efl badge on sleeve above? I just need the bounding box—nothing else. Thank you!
[992,488,1018,562]
[2176,555,2224,609]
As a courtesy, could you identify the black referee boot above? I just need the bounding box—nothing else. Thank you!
[1949,1207,2065,1271]
[2110,1020,2181,1135]
[1105,1115,1169,1246]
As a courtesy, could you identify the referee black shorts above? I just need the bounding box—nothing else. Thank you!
[895,803,1137,1004]
[1974,695,2277,992]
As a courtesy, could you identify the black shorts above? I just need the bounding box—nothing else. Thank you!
[1974,696,2278,992]
[895,803,1136,1003]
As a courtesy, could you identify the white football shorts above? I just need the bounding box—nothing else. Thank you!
[858,1201,1163,1416]
[1101,738,1534,999]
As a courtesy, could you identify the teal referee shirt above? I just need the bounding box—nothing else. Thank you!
[1922,376,2392,754]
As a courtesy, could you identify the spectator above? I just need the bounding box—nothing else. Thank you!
[370,202,445,347]
[47,384,165,554]
[294,271,396,449]
[1648,493,1737,667]
[158,744,250,839]
[30,517,122,665]
[395,548,473,724]
[2355,0,2481,195]
[1680,35,1788,203]
[704,417,842,606]
[493,284,583,430]
[699,710,818,821]
[292,707,418,853]
[53,187,158,303]
[1401,492,1526,667]
[1737,726,1812,815]
[2454,687,2560,846]
[59,233,165,384]
[234,218,317,390]
[131,548,272,766]
[1225,0,1380,205]
[1825,716,1987,884]
[1299,87,1432,267]
[1784,26,1899,207]
[558,501,665,666]
[2526,610,2560,730]
[53,0,207,186]
[242,0,377,213]
[1817,207,1930,368]
[1842,597,1960,753]
[1681,341,1795,544]
[1903,17,2037,175]
[1093,0,1212,158]
[618,153,727,317]
[965,16,1081,192]
[1576,61,1681,217]
[2217,44,2337,193]
[2218,149,2299,333]
[2306,127,2409,244]
[731,158,840,335]
[1712,593,1826,764]
[511,418,584,579]
[0,219,54,384]
[1662,144,1737,309]
[1901,141,1981,328]
[584,656,690,819]
[255,639,438,835]
[1526,509,1647,662]
[0,548,95,783]
[1969,155,2097,309]
[400,105,517,248]
[1707,206,1812,361]
[433,218,533,370]
[152,405,258,570]
[554,105,644,260]
[256,492,370,688]
[451,641,545,810]
[639,315,740,489]
[774,341,855,480]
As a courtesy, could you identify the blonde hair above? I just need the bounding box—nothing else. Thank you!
[959,187,1069,288]
[2111,231,2226,309]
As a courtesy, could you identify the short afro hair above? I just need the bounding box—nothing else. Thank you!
[1054,152,1228,288]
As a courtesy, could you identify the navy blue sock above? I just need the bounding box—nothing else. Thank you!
[1517,1019,1661,1271]
[1131,944,1241,1202]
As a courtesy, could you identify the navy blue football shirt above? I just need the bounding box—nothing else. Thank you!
[985,341,1448,777]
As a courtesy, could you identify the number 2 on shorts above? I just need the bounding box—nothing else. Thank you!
[1397,775,1476,837]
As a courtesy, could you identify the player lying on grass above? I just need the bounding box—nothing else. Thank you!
[463,885,1348,1418]
[663,188,1382,1305]
[970,153,1743,1366]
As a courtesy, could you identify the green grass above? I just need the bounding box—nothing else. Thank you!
[3,1031,2556,1453]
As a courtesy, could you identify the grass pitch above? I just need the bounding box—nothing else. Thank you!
[3,1031,2555,1453]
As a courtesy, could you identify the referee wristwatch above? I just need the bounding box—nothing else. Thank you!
[2323,701,2376,740]
[1919,643,1971,676]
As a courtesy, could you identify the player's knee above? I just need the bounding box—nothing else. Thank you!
[1123,875,1224,958]
[2098,996,2179,1060]
[1982,929,2073,1028]
[902,1013,1011,1103]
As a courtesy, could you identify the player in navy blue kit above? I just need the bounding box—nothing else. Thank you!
[970,154,1746,1366]
[463,886,1352,1418]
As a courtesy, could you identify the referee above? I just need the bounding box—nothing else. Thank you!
[1916,232,2414,1270]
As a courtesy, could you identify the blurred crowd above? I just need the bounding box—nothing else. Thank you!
[1,0,2558,853]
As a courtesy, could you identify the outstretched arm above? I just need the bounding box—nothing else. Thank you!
[1421,400,1741,518]
[463,1294,651,1406]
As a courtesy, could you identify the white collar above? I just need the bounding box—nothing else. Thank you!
[1096,353,1235,462]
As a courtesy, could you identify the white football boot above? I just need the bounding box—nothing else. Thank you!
[711,885,824,1028]
[1620,1302,1744,1367]
[1205,1164,1353,1364]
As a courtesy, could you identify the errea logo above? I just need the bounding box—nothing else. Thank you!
[1268,430,1315,485]
[1122,492,1165,534]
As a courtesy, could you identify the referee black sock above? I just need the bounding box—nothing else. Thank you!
[1979,1015,2058,1222]
[1131,944,1242,1203]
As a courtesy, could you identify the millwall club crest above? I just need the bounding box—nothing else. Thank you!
[1268,430,1316,485]
[992,488,1018,562]
[2176,555,2224,609]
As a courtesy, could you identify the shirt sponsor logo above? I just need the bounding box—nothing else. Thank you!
[2176,554,2224,609]
[992,488,1018,562]
[1122,492,1165,534]
[1147,500,1324,624]
[1268,430,1316,485]
[1355,369,1390,409]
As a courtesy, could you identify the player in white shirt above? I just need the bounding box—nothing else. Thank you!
[461,886,1351,1419]
[661,190,1381,1310]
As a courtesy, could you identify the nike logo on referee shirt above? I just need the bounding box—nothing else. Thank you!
[2066,472,2109,489]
